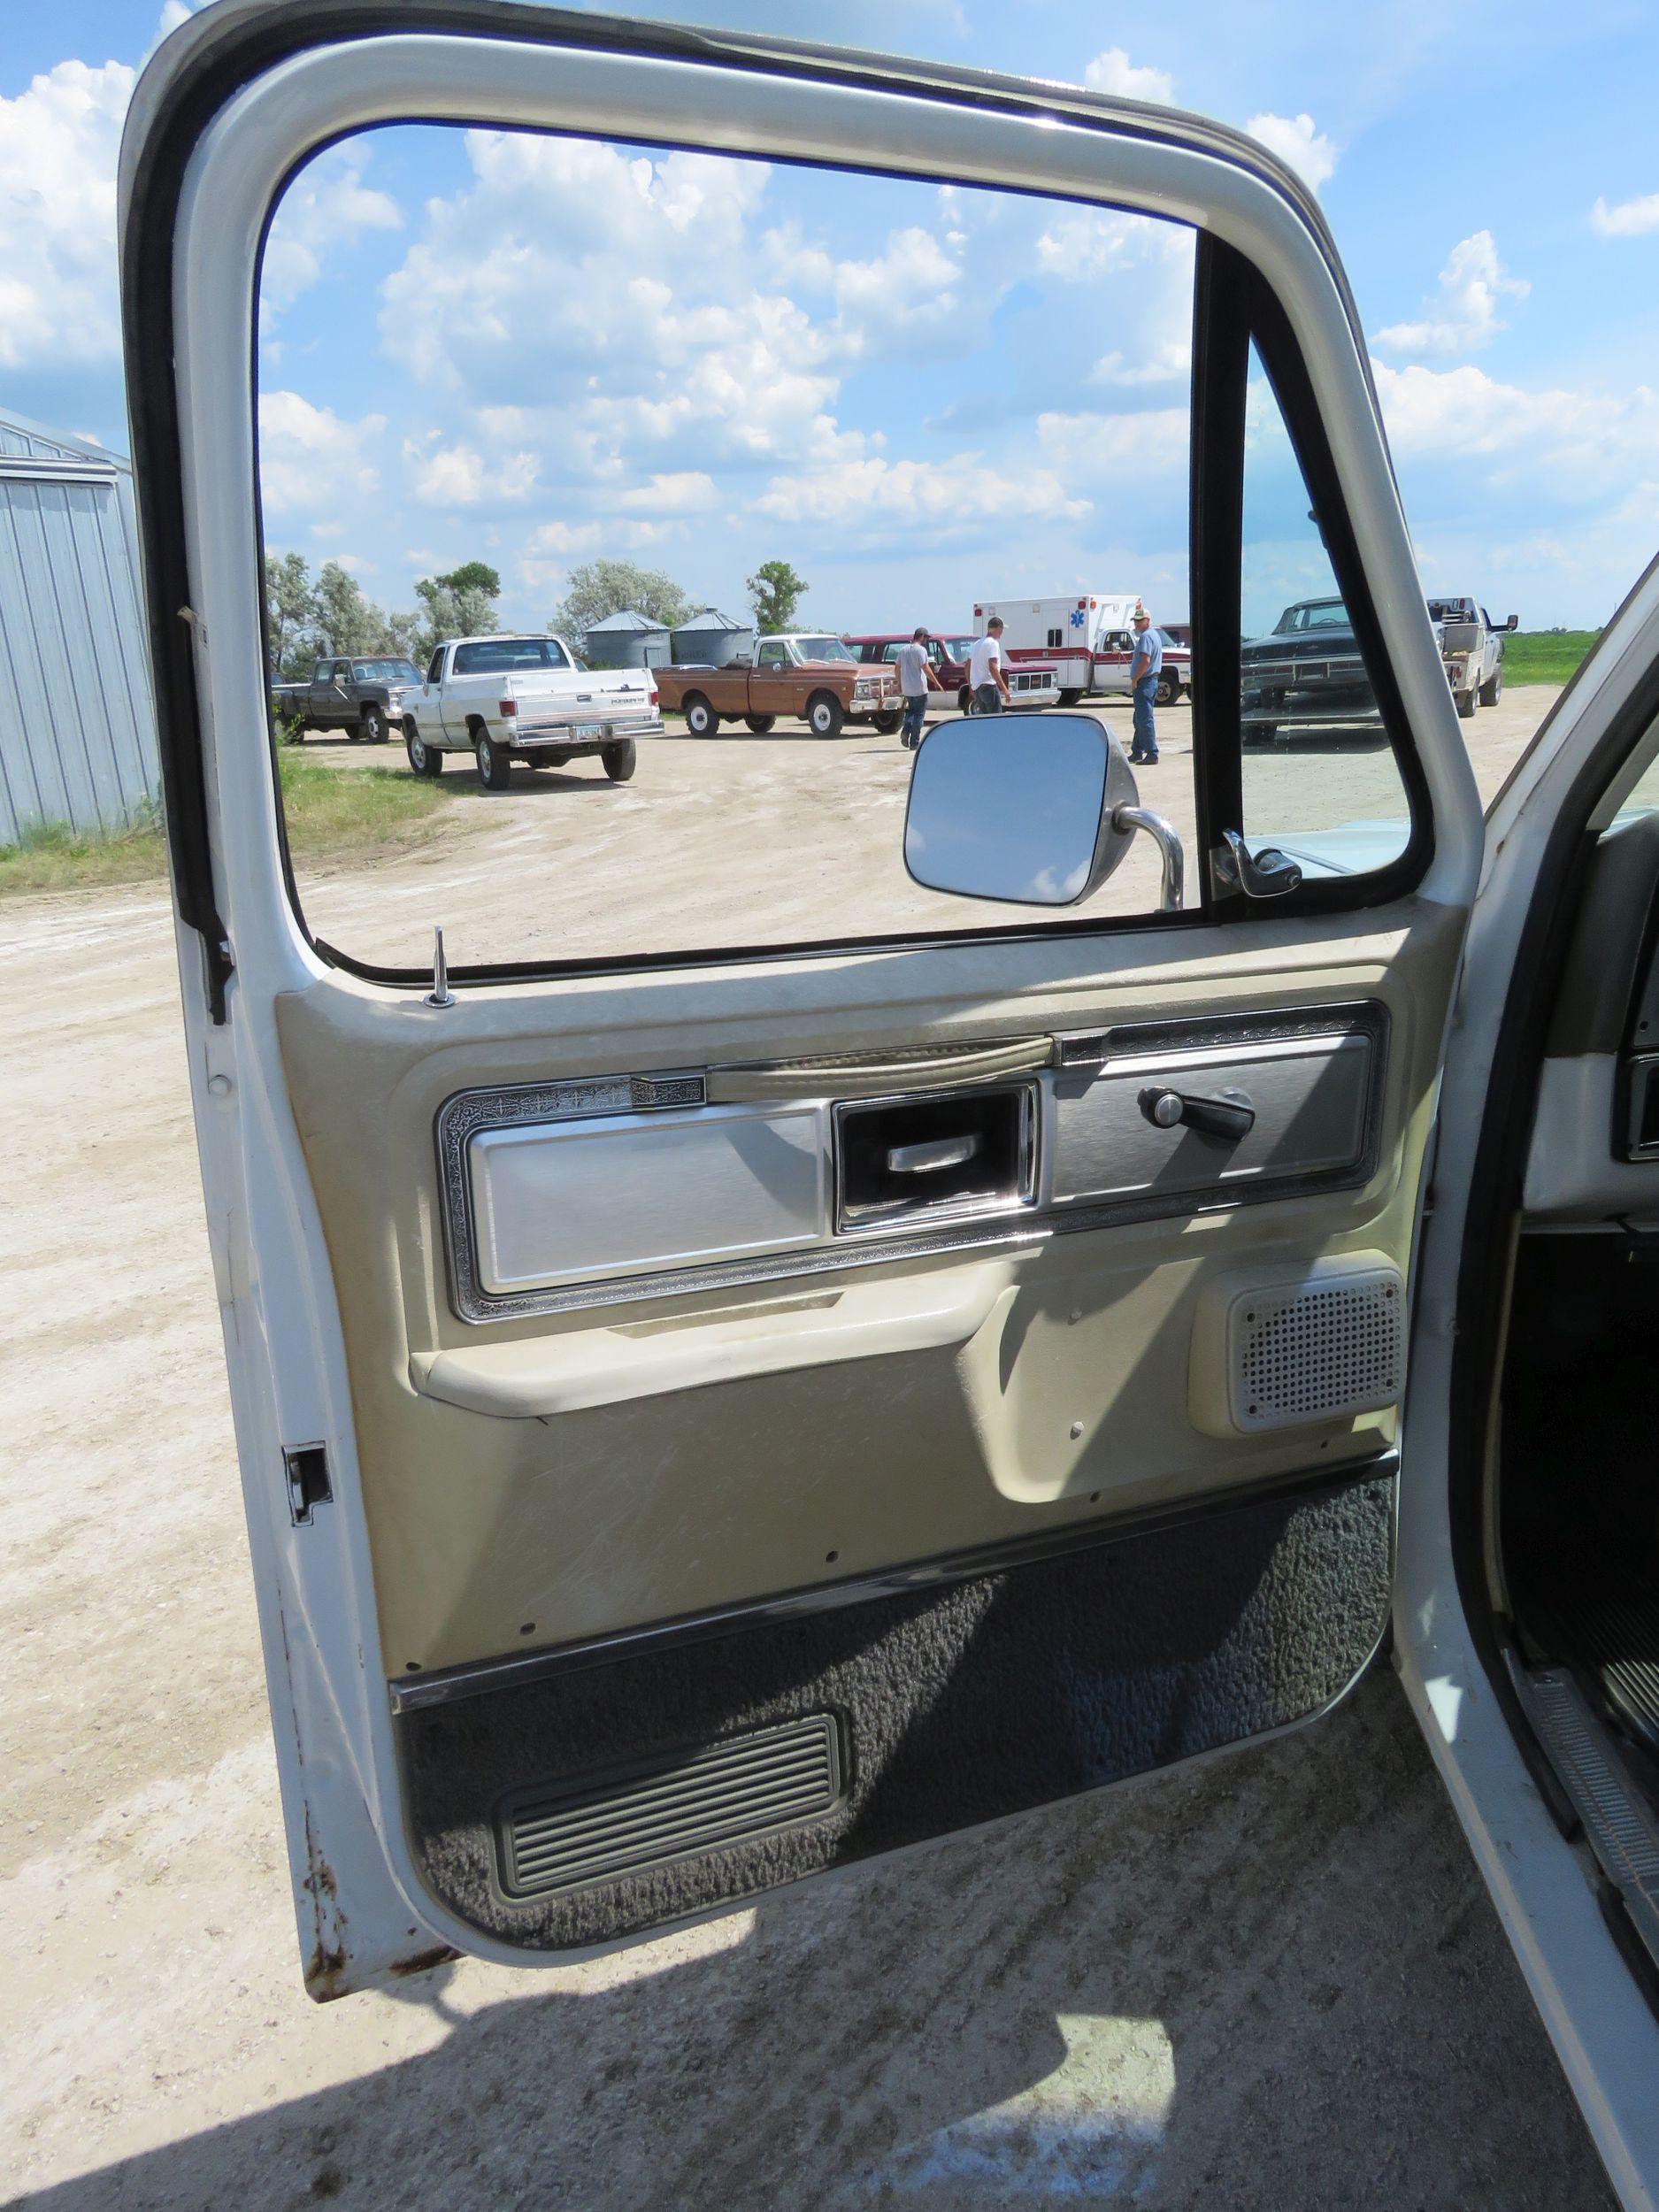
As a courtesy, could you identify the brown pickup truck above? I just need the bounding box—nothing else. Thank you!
[657,633,902,739]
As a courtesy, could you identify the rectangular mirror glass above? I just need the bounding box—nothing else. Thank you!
[256,124,1198,967]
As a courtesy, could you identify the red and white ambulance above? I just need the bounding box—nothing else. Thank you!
[972,594,1191,704]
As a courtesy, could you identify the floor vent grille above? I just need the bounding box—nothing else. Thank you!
[497,1714,843,1899]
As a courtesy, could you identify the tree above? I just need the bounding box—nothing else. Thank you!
[311,561,395,658]
[403,561,503,657]
[747,558,808,634]
[549,558,691,649]
[265,550,316,680]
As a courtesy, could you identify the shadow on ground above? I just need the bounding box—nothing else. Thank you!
[15,1671,1614,2212]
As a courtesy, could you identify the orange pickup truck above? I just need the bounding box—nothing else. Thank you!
[657,633,902,739]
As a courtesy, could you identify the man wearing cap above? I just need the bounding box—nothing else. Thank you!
[894,626,942,750]
[1128,607,1162,765]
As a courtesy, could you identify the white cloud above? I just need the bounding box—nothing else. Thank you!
[1591,192,1659,238]
[1244,112,1338,193]
[0,60,133,371]
[1037,407,1191,478]
[1034,208,1172,280]
[1090,341,1192,388]
[1374,230,1528,356]
[257,391,384,511]
[1083,48,1176,104]
[617,472,717,515]
[754,451,1088,545]
[263,147,403,314]
[403,436,539,507]
[1373,360,1659,495]
[765,221,976,361]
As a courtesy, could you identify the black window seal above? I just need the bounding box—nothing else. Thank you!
[123,0,1421,1013]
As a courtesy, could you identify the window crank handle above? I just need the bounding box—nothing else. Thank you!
[1138,1085,1256,1141]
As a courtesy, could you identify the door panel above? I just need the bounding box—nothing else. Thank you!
[126,4,1483,1990]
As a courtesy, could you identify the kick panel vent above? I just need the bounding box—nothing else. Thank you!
[496,1714,844,1900]
[1189,1253,1404,1436]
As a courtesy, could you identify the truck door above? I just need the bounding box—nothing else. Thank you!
[749,636,795,720]
[124,2,1481,1996]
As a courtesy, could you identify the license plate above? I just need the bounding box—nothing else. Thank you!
[567,722,604,741]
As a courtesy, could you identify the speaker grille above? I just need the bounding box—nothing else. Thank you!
[496,1715,843,1899]
[1231,1270,1402,1431]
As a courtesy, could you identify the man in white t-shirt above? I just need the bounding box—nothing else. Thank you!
[967,618,1012,714]
[893,627,942,749]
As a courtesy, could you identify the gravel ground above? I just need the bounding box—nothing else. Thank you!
[0,681,1619,2211]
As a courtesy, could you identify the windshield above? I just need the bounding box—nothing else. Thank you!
[791,637,855,662]
[352,659,421,682]
[1278,601,1351,634]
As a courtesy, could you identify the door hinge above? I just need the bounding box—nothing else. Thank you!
[284,1443,333,1525]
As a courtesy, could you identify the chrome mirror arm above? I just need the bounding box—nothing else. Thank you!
[1111,803,1185,912]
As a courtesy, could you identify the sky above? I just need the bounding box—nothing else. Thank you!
[5,0,1659,635]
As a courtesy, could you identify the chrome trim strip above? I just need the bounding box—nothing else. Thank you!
[388,1451,1398,1713]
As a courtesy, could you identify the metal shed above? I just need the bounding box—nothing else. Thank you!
[0,409,159,845]
[582,608,672,670]
[672,608,755,666]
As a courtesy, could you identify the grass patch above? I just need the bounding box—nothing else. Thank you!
[1505,630,1599,686]
[0,744,474,898]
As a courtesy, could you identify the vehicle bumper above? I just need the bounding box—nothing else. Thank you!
[508,714,665,750]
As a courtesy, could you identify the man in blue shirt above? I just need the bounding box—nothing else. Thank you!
[1128,607,1162,764]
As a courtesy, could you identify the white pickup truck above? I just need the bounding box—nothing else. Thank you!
[400,634,664,788]
[1426,597,1517,720]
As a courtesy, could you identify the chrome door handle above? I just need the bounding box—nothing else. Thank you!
[887,1134,981,1174]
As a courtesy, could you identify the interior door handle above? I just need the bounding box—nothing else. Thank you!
[1138,1086,1256,1141]
[887,1134,981,1175]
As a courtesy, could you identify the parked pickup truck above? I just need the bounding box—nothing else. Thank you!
[400,634,663,788]
[657,634,902,738]
[1427,596,1517,719]
[846,632,1062,715]
[271,655,424,744]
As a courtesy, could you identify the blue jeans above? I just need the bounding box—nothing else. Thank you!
[901,692,926,747]
[973,682,1002,714]
[1131,674,1158,760]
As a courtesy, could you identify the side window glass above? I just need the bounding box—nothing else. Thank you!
[1240,342,1410,872]
[334,661,350,684]
[426,649,444,686]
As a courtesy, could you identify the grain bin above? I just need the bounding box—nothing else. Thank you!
[672,608,755,666]
[581,608,671,670]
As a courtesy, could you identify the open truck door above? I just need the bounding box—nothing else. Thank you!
[120,10,1659,2193]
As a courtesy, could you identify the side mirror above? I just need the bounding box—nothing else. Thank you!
[903,711,1184,911]
[1506,615,1519,632]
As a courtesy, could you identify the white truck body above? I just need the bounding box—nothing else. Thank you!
[1426,597,1514,718]
[403,634,664,757]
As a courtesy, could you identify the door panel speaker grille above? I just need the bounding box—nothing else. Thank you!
[496,1715,843,1899]
[1190,1253,1403,1434]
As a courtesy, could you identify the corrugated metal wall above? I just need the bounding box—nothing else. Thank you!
[0,423,160,846]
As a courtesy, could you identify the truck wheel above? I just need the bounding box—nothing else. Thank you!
[1457,686,1479,720]
[807,691,844,740]
[473,727,513,789]
[872,710,902,735]
[1057,688,1083,709]
[1154,674,1177,708]
[404,722,442,777]
[359,704,388,745]
[743,714,776,734]
[684,693,720,738]
[602,739,638,782]
[1480,664,1503,707]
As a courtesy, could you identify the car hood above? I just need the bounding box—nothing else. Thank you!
[1259,820,1410,877]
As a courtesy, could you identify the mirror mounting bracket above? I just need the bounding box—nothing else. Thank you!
[1113,805,1186,912]
[1210,827,1303,903]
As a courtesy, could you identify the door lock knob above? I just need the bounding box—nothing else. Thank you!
[1138,1085,1256,1141]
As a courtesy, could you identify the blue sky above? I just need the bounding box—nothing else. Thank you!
[5,0,1659,632]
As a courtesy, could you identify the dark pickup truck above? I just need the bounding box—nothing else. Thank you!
[271,655,425,744]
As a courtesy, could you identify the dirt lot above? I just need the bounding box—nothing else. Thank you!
[1,682,1618,2211]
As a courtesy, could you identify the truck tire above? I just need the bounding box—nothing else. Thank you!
[602,739,637,782]
[1057,688,1083,709]
[872,710,902,735]
[473,726,513,789]
[404,721,442,777]
[684,693,720,738]
[1154,674,1178,708]
[1457,685,1479,719]
[1480,664,1503,707]
[743,714,776,733]
[359,703,388,744]
[807,691,845,740]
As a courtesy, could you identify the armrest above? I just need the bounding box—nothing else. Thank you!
[410,1263,1008,1418]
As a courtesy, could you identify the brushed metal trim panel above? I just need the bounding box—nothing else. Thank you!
[467,1101,828,1296]
[1049,1032,1371,1207]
